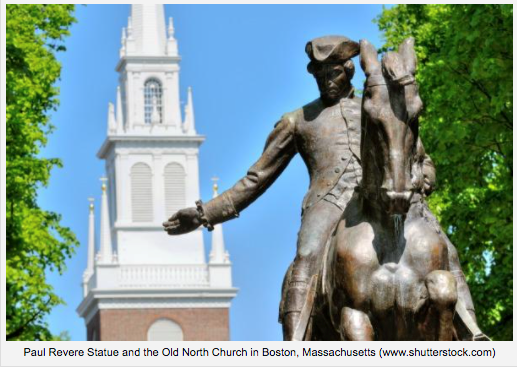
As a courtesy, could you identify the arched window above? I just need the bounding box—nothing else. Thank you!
[131,163,153,222]
[147,319,183,341]
[164,163,186,217]
[144,78,162,124]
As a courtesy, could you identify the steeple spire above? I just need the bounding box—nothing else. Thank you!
[182,87,196,134]
[115,5,183,133]
[168,17,175,38]
[107,102,116,134]
[128,5,167,56]
[166,17,178,56]
[209,178,229,264]
[120,27,126,57]
[86,197,95,274]
[127,16,133,38]
[98,177,113,264]
[82,197,95,296]
[116,86,123,133]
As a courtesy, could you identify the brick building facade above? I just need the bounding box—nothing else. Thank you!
[87,308,229,341]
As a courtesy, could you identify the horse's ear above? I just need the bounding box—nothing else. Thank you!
[360,39,381,76]
[398,37,417,75]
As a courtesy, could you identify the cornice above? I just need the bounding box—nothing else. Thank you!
[77,287,238,323]
[97,135,205,158]
[116,55,181,72]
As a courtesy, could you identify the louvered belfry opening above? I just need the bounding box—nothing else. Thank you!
[131,162,153,222]
[164,162,186,218]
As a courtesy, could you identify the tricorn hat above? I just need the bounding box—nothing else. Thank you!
[306,35,360,63]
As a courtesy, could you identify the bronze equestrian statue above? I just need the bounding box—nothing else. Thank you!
[163,35,486,341]
[313,38,487,341]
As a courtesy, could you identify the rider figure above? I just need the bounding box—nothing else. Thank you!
[163,36,477,340]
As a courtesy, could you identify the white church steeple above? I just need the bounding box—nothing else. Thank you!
[114,4,183,134]
[129,5,167,56]
[79,5,236,341]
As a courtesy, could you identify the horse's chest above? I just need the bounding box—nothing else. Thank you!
[367,223,447,316]
[369,262,426,316]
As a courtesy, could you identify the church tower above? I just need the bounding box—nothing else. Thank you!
[77,5,237,341]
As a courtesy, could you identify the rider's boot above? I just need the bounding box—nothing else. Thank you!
[452,270,491,340]
[453,270,477,321]
[282,277,309,341]
[282,312,301,341]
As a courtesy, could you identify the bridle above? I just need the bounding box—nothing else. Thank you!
[364,74,415,89]
[359,71,420,205]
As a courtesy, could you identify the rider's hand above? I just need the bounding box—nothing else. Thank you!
[163,207,202,235]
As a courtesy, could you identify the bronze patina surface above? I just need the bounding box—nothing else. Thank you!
[163,36,488,341]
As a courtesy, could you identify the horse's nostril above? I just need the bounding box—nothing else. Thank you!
[386,191,412,202]
[382,191,413,215]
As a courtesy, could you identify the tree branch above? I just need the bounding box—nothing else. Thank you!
[448,64,513,131]
[6,298,51,340]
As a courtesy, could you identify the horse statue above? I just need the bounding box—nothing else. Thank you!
[299,38,487,341]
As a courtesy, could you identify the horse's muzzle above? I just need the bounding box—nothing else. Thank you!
[381,190,413,215]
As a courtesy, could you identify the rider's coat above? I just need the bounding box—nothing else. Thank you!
[199,91,438,320]
[201,93,363,225]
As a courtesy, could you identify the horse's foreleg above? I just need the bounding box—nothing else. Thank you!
[340,307,374,341]
[425,270,457,341]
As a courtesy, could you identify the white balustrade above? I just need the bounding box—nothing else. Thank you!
[117,264,209,288]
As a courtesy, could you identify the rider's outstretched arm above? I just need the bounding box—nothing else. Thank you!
[164,116,297,235]
[200,116,297,228]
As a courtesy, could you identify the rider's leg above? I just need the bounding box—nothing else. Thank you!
[340,307,374,341]
[446,241,476,319]
[282,200,342,341]
[425,270,457,341]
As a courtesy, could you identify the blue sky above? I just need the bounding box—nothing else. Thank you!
[40,4,386,341]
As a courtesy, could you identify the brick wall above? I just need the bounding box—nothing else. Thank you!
[87,308,229,341]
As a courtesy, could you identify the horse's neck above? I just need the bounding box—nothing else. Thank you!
[359,124,382,196]
[361,192,423,231]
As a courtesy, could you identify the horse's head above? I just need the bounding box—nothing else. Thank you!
[360,38,423,216]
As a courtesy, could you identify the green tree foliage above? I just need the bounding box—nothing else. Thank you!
[51,331,72,341]
[376,5,512,340]
[6,4,77,340]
